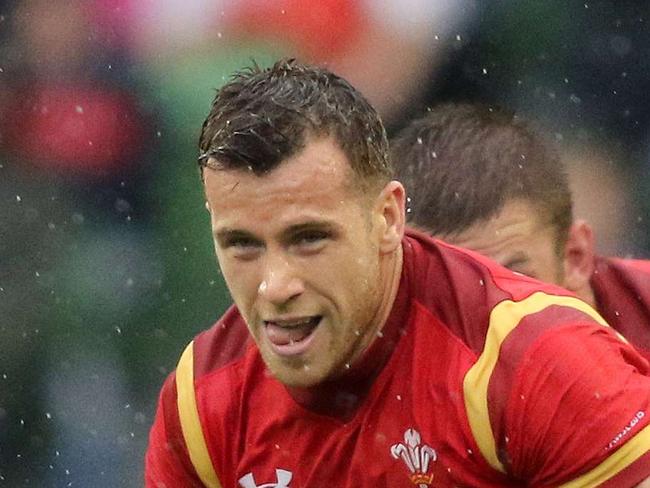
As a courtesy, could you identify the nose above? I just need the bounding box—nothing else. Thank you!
[258,255,304,306]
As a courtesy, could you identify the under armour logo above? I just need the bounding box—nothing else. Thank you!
[238,469,293,488]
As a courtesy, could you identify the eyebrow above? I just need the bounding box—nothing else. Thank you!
[282,221,336,236]
[214,220,338,245]
[213,228,260,246]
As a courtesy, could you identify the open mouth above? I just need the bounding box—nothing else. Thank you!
[264,316,322,356]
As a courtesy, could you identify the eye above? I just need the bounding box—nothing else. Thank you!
[503,260,533,278]
[291,230,331,253]
[222,236,264,260]
[297,230,328,244]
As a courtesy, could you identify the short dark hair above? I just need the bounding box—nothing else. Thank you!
[198,58,391,188]
[391,102,573,251]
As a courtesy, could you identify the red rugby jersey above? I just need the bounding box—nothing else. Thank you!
[591,256,650,360]
[146,230,650,487]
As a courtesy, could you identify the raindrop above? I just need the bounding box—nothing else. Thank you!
[569,94,581,104]
[115,326,122,335]
[479,279,484,286]
[16,195,21,202]
[467,448,473,455]
[376,330,384,338]
[114,198,132,213]
[456,34,462,41]
[75,105,84,114]
[71,213,84,225]
[217,32,223,39]
[396,395,402,401]
[45,412,52,420]
[344,363,351,369]
[156,131,162,137]
[431,151,437,158]
[274,444,280,449]
[482,68,488,75]
[416,137,423,145]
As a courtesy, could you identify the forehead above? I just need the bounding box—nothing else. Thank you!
[203,137,359,225]
[444,199,546,254]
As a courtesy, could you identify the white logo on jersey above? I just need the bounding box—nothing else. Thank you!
[238,468,293,488]
[390,428,436,487]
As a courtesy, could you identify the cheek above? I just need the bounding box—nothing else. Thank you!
[219,259,259,303]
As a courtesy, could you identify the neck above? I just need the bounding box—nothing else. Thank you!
[374,245,404,339]
[576,284,597,309]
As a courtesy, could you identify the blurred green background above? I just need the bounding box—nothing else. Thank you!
[1,0,649,485]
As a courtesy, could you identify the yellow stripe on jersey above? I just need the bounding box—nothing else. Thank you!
[559,422,650,487]
[463,292,610,473]
[176,341,223,488]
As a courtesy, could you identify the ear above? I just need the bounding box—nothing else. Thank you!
[374,180,406,253]
[562,220,595,300]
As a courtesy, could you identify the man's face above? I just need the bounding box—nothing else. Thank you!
[441,199,565,284]
[204,137,391,388]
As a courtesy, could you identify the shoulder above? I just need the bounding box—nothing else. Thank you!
[595,255,650,278]
[403,228,586,355]
[191,305,254,380]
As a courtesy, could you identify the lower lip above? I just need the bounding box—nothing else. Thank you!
[264,321,319,357]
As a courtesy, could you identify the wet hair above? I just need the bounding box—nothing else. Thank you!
[391,102,573,252]
[198,58,391,189]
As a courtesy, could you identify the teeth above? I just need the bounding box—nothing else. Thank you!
[270,317,317,328]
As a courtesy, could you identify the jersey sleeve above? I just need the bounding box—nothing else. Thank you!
[504,323,650,486]
[145,372,205,488]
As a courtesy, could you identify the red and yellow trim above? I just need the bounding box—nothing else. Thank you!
[559,422,650,487]
[463,292,611,473]
[176,341,223,488]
